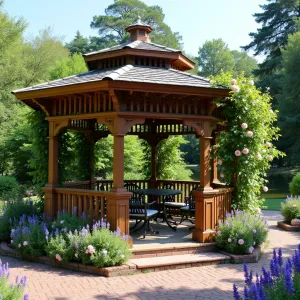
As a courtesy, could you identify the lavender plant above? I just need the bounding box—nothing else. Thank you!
[281,196,300,224]
[215,210,268,254]
[233,246,300,299]
[0,259,28,300]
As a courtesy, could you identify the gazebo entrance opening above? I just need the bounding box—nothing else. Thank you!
[13,17,233,245]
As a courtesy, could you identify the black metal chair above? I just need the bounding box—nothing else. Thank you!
[179,185,199,227]
[129,192,159,239]
[162,182,186,221]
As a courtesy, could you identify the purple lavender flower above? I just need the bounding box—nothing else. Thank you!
[292,249,300,273]
[272,249,278,264]
[278,248,283,267]
[244,262,252,285]
[284,263,294,295]
[233,284,240,300]
[244,286,249,300]
[249,283,260,300]
[24,294,29,300]
[270,258,280,277]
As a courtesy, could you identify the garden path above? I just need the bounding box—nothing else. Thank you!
[1,211,299,300]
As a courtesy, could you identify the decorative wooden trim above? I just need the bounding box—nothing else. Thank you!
[208,103,217,115]
[53,120,70,136]
[183,120,216,137]
[109,89,120,112]
[31,98,50,116]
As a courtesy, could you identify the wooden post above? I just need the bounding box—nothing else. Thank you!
[43,121,59,219]
[193,128,216,243]
[211,135,220,185]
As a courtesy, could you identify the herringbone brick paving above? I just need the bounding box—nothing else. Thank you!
[1,211,299,300]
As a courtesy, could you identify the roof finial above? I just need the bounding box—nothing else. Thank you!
[137,14,142,24]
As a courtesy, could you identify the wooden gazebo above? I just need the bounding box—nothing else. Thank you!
[13,17,233,243]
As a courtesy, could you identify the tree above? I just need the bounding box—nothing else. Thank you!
[65,31,90,55]
[198,39,234,77]
[231,50,257,77]
[242,0,300,76]
[49,53,88,79]
[277,31,300,165]
[90,0,183,50]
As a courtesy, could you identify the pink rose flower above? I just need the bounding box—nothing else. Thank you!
[231,85,240,92]
[267,155,273,161]
[247,131,253,137]
[292,204,297,208]
[263,186,268,192]
[55,254,62,261]
[235,150,241,156]
[241,123,248,129]
[220,173,225,178]
[85,249,89,254]
[23,241,28,246]
[238,239,244,245]
[87,245,95,254]
[249,80,254,86]
[231,79,237,85]
[266,142,271,148]
[255,207,261,214]
[256,154,262,160]
[243,148,249,154]
[217,159,223,165]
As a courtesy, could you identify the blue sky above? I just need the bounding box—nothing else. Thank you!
[3,0,264,59]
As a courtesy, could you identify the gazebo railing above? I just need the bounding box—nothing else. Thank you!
[55,188,107,225]
[213,187,234,225]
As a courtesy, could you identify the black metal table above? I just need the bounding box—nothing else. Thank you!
[133,188,182,231]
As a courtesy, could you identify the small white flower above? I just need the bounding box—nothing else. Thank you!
[60,220,64,224]
[11,240,14,244]
[102,249,108,256]
[228,238,232,243]
[18,243,21,248]
[252,229,257,233]
[248,246,254,254]
[120,254,125,259]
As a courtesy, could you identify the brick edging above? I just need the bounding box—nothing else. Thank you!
[218,246,261,263]
[277,221,300,231]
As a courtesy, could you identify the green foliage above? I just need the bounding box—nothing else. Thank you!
[231,50,257,78]
[78,227,131,268]
[65,31,90,54]
[0,270,26,300]
[0,201,42,241]
[0,176,19,201]
[278,32,300,166]
[198,39,234,77]
[281,196,300,223]
[90,0,183,50]
[290,173,300,196]
[49,53,88,79]
[242,0,300,76]
[180,135,199,164]
[215,210,268,254]
[212,72,284,210]
[51,210,88,232]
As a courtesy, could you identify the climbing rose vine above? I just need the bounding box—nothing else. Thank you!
[211,73,284,210]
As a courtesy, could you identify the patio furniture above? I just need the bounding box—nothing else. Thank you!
[162,182,186,219]
[179,186,199,227]
[133,188,182,231]
[129,191,159,239]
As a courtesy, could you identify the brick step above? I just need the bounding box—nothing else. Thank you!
[129,252,230,271]
[131,243,216,258]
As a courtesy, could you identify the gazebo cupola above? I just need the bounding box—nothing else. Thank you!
[125,15,152,42]
[83,16,195,71]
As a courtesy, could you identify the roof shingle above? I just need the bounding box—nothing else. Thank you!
[13,65,217,94]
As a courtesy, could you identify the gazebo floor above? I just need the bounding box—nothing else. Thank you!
[130,218,216,256]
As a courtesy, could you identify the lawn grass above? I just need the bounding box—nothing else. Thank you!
[262,198,285,211]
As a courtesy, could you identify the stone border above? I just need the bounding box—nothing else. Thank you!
[277,221,300,231]
[218,246,261,263]
[0,242,231,277]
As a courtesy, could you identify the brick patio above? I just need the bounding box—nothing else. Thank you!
[1,211,299,300]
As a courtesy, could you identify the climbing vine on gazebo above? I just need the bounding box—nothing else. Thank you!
[211,73,284,210]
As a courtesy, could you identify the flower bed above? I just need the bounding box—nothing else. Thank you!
[0,259,28,299]
[9,210,131,269]
[233,245,300,299]
[215,209,268,255]
[279,196,300,230]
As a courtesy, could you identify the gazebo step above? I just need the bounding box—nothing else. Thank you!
[131,242,216,258]
[129,252,230,271]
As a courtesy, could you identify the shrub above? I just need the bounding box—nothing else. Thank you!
[290,173,300,196]
[11,214,48,257]
[46,219,131,268]
[51,209,88,232]
[281,196,300,224]
[0,201,42,242]
[233,246,300,300]
[0,176,19,201]
[215,210,268,254]
[0,260,28,300]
